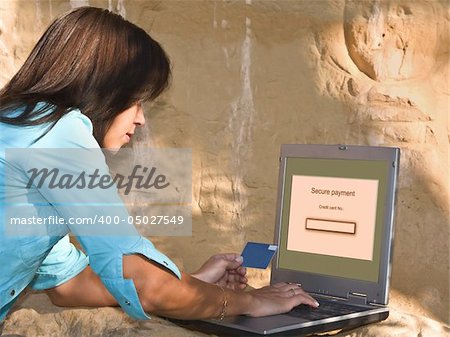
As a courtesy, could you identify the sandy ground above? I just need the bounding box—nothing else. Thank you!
[1,292,448,337]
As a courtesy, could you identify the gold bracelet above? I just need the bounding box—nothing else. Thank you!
[217,285,228,321]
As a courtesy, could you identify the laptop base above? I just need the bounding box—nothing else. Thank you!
[172,310,389,336]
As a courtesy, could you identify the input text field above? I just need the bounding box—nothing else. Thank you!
[305,218,356,234]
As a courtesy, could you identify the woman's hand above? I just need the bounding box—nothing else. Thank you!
[191,253,247,290]
[245,282,320,317]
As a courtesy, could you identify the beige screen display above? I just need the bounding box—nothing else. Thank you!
[287,175,379,261]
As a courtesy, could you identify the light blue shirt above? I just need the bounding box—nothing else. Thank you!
[0,105,181,321]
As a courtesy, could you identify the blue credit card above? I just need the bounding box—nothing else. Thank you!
[241,242,278,269]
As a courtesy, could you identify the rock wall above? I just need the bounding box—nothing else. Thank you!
[1,0,448,329]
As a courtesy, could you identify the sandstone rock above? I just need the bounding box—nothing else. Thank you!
[344,0,439,81]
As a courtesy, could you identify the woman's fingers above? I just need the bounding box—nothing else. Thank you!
[291,289,319,307]
[222,272,247,285]
[227,266,247,277]
[276,283,319,307]
[253,283,319,308]
[236,266,247,276]
[247,284,321,317]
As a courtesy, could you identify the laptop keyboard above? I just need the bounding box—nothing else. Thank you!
[289,298,369,321]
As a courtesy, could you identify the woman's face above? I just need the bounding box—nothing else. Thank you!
[103,103,145,149]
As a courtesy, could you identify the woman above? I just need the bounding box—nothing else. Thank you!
[0,6,318,323]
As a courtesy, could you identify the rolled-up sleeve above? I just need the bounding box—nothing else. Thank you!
[87,235,180,319]
[30,235,89,291]
[17,110,181,320]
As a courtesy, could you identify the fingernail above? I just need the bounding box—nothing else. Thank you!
[314,301,320,307]
[235,256,243,262]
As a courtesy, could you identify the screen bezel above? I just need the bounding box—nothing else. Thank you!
[270,144,399,305]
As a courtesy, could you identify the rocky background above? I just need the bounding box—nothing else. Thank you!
[0,0,449,336]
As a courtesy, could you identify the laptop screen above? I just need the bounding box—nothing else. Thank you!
[277,157,390,283]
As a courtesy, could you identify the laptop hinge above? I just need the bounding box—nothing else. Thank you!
[348,292,368,305]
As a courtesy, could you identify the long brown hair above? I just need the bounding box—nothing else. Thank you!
[0,6,170,144]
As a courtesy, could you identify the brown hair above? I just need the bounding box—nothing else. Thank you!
[0,6,171,144]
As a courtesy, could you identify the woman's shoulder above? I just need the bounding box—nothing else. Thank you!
[57,109,94,134]
[33,108,99,149]
[0,104,99,149]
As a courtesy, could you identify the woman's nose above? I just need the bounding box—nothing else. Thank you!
[135,103,145,126]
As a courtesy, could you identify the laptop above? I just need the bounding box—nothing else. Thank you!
[195,144,400,336]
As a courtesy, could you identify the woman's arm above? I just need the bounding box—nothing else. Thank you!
[45,265,117,307]
[46,254,318,319]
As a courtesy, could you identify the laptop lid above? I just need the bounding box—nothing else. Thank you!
[271,144,399,306]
